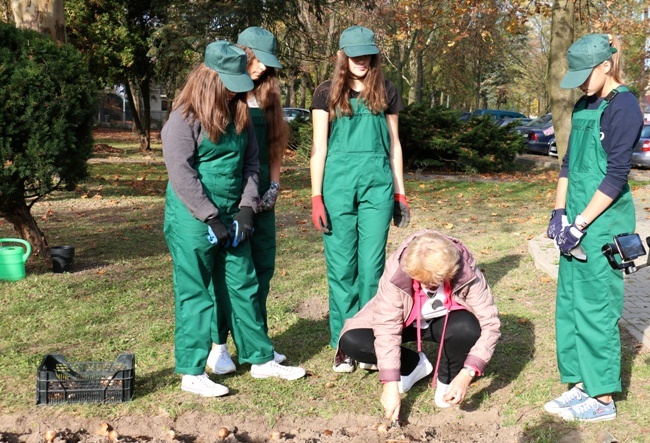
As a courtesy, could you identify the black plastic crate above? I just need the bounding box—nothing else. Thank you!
[36,353,135,405]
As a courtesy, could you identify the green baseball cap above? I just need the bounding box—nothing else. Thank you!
[339,26,379,57]
[204,41,254,93]
[560,34,617,89]
[237,26,282,69]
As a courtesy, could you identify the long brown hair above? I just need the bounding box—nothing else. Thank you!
[240,46,289,164]
[172,63,250,143]
[607,34,625,85]
[329,50,388,120]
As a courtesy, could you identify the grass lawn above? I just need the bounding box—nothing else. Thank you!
[1,130,650,442]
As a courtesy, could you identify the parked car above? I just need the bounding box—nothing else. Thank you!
[283,107,310,122]
[631,123,650,168]
[496,117,532,128]
[471,109,527,120]
[518,113,556,156]
[459,111,472,121]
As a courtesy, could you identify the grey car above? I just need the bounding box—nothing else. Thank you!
[518,113,556,156]
[283,107,310,122]
[631,123,650,168]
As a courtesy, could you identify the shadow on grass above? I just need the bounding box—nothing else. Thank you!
[461,313,535,412]
[136,366,176,400]
[518,414,582,443]
[271,317,331,364]
[481,253,522,287]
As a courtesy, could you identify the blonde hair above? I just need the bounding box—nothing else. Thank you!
[328,50,388,120]
[607,34,625,84]
[239,45,289,164]
[402,233,461,287]
[172,63,250,143]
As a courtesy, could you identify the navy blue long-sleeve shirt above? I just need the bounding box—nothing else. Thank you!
[560,89,643,199]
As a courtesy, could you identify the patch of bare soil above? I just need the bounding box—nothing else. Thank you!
[0,409,521,443]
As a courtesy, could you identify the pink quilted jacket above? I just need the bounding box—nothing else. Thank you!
[336,229,501,383]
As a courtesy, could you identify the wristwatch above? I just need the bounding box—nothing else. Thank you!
[463,366,476,378]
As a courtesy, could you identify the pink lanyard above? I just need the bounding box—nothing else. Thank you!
[408,280,452,387]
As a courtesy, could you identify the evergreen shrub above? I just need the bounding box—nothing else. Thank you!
[399,104,526,173]
[0,22,97,207]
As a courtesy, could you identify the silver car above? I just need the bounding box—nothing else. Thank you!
[632,123,650,168]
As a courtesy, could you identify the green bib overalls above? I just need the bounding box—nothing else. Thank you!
[164,123,273,375]
[323,98,394,348]
[213,107,276,343]
[556,87,635,397]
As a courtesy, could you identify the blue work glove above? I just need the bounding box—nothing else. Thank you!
[230,206,254,247]
[555,223,585,256]
[207,218,231,248]
[260,181,280,211]
[546,208,568,240]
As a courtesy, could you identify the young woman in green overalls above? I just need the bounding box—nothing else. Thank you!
[207,27,291,374]
[162,41,305,397]
[310,26,410,372]
[544,34,643,422]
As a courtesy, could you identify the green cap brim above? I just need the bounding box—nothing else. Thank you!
[342,45,379,58]
[560,67,593,89]
[252,49,282,69]
[219,72,254,93]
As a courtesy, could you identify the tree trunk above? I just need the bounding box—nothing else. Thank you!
[6,0,66,258]
[125,79,151,152]
[140,79,152,153]
[1,194,49,258]
[287,76,296,108]
[11,0,66,42]
[549,0,575,161]
[415,50,423,104]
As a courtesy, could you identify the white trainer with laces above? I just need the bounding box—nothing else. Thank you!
[181,373,229,397]
[251,360,306,380]
[398,352,433,393]
[206,344,236,375]
[332,356,355,373]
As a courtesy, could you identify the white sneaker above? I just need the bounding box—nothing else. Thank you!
[398,352,433,393]
[434,379,451,408]
[181,373,229,397]
[358,362,378,371]
[332,356,355,373]
[206,344,236,375]
[274,350,287,364]
[251,360,306,380]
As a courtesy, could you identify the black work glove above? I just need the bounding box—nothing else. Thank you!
[546,208,568,240]
[207,218,231,249]
[231,206,255,246]
[393,194,410,228]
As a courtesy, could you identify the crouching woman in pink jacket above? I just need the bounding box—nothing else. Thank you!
[336,230,500,421]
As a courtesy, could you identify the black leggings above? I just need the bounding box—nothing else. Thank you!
[339,310,481,383]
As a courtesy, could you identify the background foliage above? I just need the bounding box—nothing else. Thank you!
[0,22,96,218]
